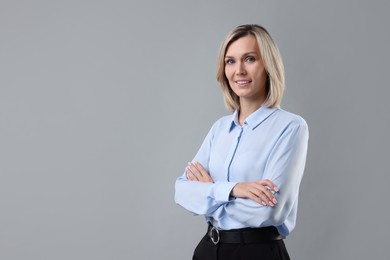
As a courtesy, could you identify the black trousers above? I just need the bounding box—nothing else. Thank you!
[193,233,290,260]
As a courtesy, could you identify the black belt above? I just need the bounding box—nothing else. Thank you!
[207,224,285,245]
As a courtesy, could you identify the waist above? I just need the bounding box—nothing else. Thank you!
[207,224,285,245]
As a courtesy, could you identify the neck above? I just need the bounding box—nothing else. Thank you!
[238,99,263,125]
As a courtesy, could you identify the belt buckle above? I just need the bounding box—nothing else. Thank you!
[209,226,220,245]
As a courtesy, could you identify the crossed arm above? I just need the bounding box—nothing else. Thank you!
[186,161,279,207]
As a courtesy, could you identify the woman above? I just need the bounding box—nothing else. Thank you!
[175,24,309,260]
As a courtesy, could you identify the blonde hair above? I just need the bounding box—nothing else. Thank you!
[216,24,285,111]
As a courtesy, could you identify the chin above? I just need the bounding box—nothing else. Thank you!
[234,91,253,98]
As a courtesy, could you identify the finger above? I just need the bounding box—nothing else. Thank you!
[189,162,212,182]
[260,186,278,206]
[244,185,267,206]
[248,186,273,206]
[247,192,265,205]
[251,184,277,206]
[185,167,198,181]
[247,189,269,206]
[194,162,213,182]
[261,179,278,192]
[187,162,202,179]
[191,162,207,179]
[194,162,207,177]
[259,179,279,192]
[232,183,274,206]
[233,183,267,206]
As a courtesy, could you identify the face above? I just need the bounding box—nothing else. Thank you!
[224,35,267,105]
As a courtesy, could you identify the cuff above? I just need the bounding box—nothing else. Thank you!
[211,181,237,203]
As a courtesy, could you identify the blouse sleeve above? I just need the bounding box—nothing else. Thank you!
[174,121,237,215]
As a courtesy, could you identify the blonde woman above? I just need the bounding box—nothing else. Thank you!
[175,24,309,260]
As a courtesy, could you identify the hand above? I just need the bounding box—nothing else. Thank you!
[186,161,214,183]
[231,180,279,207]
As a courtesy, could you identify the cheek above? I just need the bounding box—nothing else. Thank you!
[224,67,233,80]
[253,67,266,82]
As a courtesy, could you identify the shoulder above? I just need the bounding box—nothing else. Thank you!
[266,109,309,139]
[271,108,308,129]
[215,114,233,125]
[205,113,234,137]
[211,114,233,130]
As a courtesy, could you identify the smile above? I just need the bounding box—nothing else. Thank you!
[235,80,252,86]
[236,80,251,83]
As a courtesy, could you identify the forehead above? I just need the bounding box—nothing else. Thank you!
[225,35,259,56]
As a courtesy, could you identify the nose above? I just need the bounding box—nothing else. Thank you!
[236,61,246,75]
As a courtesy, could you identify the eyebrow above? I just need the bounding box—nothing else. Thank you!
[225,51,258,59]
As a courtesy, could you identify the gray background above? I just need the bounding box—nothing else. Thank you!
[1,0,389,259]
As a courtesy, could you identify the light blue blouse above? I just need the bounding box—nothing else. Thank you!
[175,106,309,236]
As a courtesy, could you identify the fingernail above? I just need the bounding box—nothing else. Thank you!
[273,198,277,204]
[274,187,279,192]
[269,201,274,207]
[262,201,267,206]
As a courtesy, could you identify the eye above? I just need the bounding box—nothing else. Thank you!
[245,56,256,63]
[225,59,235,65]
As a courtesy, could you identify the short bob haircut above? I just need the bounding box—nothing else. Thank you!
[216,24,285,111]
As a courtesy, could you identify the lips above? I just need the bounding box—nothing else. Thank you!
[235,80,252,87]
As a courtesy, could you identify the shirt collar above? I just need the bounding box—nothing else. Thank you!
[229,106,278,132]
